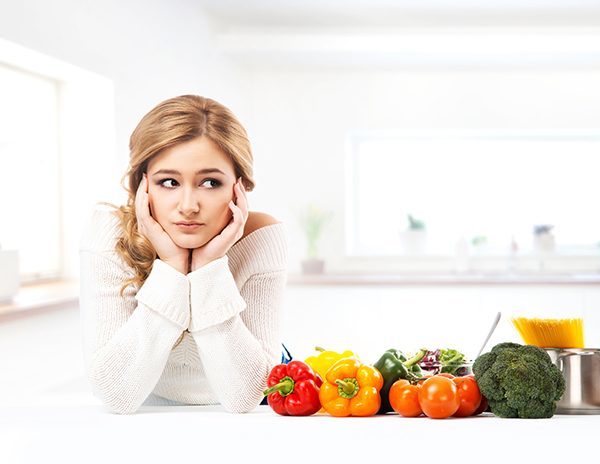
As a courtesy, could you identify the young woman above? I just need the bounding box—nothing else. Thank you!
[79,95,290,414]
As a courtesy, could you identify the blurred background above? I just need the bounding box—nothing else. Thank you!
[1,0,600,401]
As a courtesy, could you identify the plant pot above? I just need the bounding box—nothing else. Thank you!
[301,258,325,275]
[0,249,20,303]
[534,232,555,252]
[399,230,427,255]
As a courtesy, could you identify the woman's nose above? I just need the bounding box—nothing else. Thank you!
[178,188,199,214]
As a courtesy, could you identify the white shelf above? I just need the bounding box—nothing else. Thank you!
[0,279,79,321]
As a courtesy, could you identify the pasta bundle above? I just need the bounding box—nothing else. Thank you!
[511,317,584,348]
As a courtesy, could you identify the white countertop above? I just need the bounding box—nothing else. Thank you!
[287,272,600,285]
[1,391,597,464]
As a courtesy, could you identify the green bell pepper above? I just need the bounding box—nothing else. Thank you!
[374,348,426,414]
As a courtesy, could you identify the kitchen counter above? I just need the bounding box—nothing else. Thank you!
[1,391,597,463]
[288,272,600,285]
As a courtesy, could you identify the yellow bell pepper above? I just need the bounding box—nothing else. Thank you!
[319,357,384,417]
[305,346,356,382]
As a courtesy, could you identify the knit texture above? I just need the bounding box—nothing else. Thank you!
[79,204,288,414]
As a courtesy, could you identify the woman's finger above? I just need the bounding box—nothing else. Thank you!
[239,178,248,201]
[136,176,150,222]
[235,182,249,221]
[233,203,246,241]
[229,200,240,223]
[135,177,145,219]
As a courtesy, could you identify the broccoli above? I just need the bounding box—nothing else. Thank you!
[472,342,565,418]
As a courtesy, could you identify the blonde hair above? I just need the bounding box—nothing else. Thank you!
[99,95,255,347]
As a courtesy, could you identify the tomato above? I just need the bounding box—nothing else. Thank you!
[473,394,489,416]
[452,376,482,417]
[389,379,422,417]
[437,372,454,379]
[418,375,460,419]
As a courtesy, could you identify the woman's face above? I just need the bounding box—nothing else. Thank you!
[146,136,237,249]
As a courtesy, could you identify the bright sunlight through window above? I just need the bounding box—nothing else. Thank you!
[348,130,600,257]
[0,64,61,279]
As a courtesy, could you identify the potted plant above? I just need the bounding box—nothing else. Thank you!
[470,235,489,254]
[0,240,20,303]
[399,214,427,254]
[533,224,555,252]
[297,203,333,274]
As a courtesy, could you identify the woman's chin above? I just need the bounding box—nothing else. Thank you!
[173,235,208,249]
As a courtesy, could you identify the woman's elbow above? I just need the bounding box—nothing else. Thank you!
[102,397,142,415]
[220,384,265,414]
[222,397,262,414]
[86,363,143,414]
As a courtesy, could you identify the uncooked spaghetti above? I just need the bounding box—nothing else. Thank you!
[511,317,585,348]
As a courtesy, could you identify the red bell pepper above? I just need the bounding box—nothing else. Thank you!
[263,360,323,416]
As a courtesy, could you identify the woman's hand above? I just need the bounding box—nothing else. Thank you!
[190,177,249,272]
[135,173,190,274]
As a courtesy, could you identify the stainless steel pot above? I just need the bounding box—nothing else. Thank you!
[544,348,600,415]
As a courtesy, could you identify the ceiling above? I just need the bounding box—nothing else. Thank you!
[198,0,600,29]
[196,1,600,69]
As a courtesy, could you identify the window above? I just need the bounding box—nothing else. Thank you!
[0,64,61,281]
[347,130,600,260]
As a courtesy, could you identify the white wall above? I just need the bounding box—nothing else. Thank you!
[0,0,248,159]
[244,69,600,272]
[3,2,600,277]
[284,283,600,363]
[0,0,250,278]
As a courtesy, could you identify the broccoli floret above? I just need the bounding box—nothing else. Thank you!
[519,344,554,366]
[488,399,518,418]
[473,342,565,419]
[490,342,522,355]
[472,351,496,378]
[518,399,556,419]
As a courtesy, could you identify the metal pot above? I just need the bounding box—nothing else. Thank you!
[544,348,600,415]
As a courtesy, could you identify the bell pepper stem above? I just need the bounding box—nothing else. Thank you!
[403,348,427,368]
[263,376,295,397]
[335,378,359,398]
[314,347,326,352]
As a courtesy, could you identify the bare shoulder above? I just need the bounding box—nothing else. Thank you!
[242,211,281,239]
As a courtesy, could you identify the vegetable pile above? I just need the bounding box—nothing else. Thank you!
[262,342,566,420]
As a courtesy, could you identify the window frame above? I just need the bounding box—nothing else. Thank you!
[345,129,600,274]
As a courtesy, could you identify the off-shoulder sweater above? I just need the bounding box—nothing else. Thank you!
[78,205,288,414]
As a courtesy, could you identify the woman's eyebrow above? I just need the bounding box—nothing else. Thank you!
[152,168,226,176]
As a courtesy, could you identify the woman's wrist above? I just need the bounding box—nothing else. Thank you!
[163,258,188,275]
[190,256,222,272]
[190,260,210,272]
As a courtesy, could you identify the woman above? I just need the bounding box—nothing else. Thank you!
[79,95,290,414]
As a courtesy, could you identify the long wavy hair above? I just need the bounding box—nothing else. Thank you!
[98,95,255,347]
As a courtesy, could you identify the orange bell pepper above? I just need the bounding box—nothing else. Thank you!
[319,357,384,417]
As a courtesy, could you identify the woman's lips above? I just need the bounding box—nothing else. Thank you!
[175,223,203,231]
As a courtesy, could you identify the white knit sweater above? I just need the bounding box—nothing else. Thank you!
[79,205,288,414]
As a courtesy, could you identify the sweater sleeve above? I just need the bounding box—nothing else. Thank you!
[79,250,190,415]
[187,256,285,413]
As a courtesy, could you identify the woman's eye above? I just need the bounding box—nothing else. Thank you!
[159,179,177,188]
[201,179,222,188]
[158,178,221,189]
